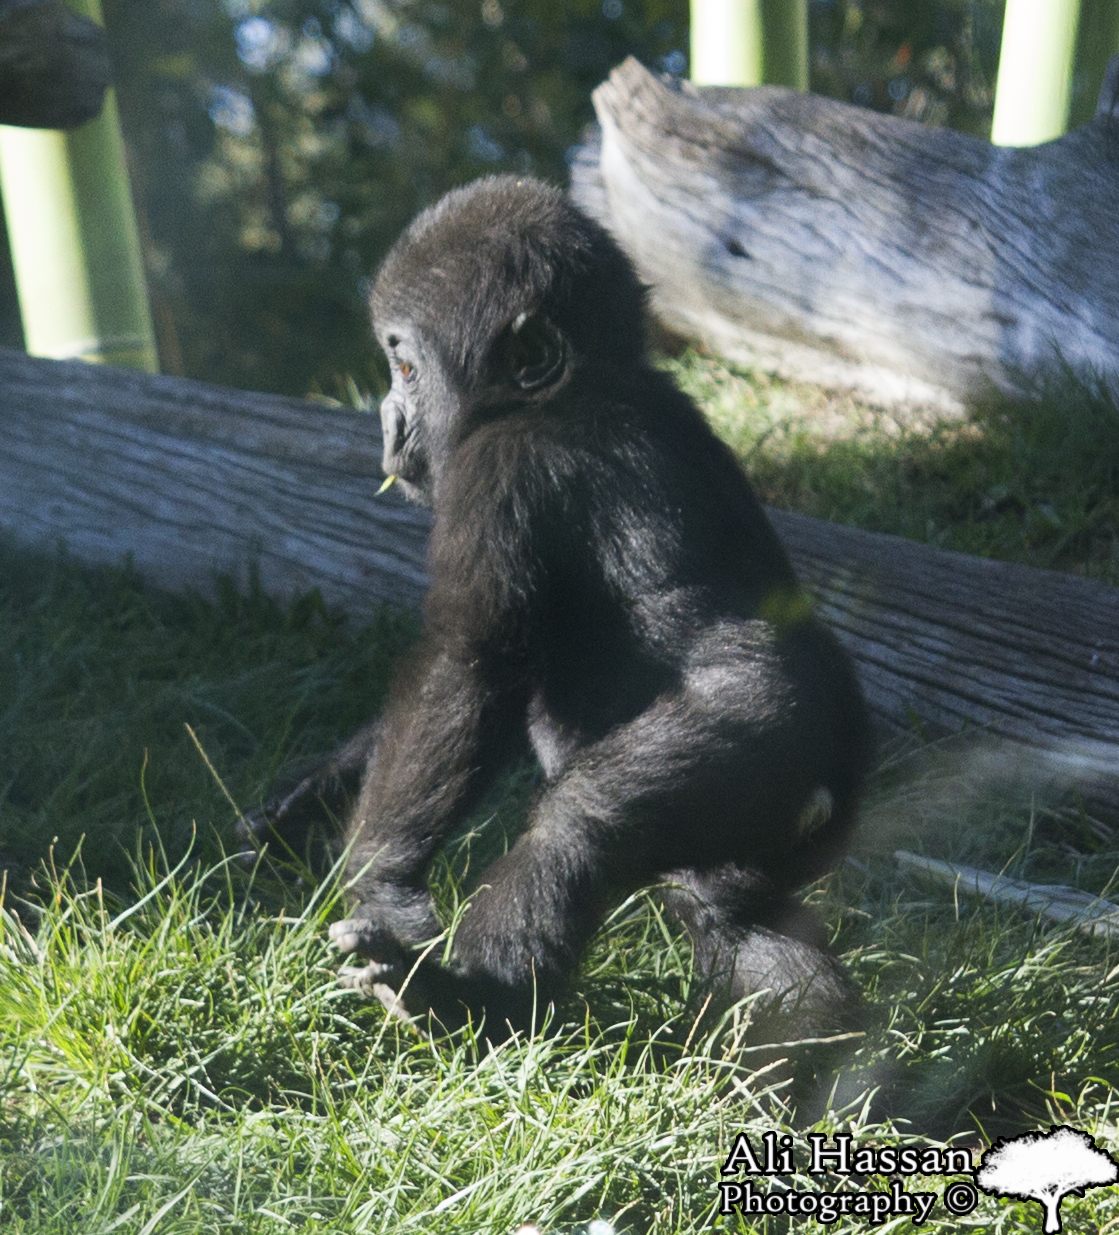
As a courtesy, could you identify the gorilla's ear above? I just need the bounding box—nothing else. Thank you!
[498,312,567,392]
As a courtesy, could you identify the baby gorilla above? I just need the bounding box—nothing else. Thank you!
[275,176,871,1040]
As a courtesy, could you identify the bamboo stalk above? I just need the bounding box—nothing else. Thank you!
[0,0,157,371]
[1069,0,1119,128]
[991,0,1082,146]
[690,0,763,86]
[759,0,807,92]
[689,0,807,90]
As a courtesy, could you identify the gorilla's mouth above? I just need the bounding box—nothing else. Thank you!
[392,450,430,502]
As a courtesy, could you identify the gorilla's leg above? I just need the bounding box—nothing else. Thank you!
[335,632,859,1037]
[659,866,862,1046]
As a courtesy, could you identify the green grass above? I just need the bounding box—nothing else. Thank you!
[668,353,1119,583]
[2,359,1119,1231]
[0,539,417,891]
[3,808,1119,1232]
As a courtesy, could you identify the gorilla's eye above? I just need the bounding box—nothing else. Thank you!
[399,361,415,380]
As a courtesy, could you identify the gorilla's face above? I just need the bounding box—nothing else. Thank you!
[374,322,462,505]
[374,310,568,506]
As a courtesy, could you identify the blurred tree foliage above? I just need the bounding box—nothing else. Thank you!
[95,0,688,394]
[0,1,1010,395]
[811,0,1002,131]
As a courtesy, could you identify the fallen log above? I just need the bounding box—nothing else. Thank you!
[570,56,1119,412]
[0,347,430,612]
[1,348,1116,809]
[769,507,1119,813]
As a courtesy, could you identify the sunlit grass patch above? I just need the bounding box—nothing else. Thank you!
[3,827,1119,1233]
[0,845,777,1233]
[666,351,1119,583]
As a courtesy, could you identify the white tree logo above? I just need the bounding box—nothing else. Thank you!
[975,1125,1119,1233]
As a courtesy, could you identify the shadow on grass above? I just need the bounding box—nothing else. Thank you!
[0,536,419,894]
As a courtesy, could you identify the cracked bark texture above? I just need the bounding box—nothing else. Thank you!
[571,56,1119,412]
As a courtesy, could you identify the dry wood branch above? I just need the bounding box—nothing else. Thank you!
[895,850,1119,937]
[571,56,1119,410]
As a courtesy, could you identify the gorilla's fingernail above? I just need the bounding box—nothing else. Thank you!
[328,920,359,951]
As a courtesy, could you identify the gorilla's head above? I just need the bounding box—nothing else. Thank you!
[369,176,647,502]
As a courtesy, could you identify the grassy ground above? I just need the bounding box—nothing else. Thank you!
[2,358,1119,1233]
[667,354,1119,583]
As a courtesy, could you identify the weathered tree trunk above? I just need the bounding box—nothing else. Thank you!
[1,348,1116,810]
[0,347,430,612]
[770,507,1119,811]
[570,56,1119,411]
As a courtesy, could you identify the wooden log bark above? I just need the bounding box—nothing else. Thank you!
[570,56,1119,412]
[0,347,430,611]
[1,348,1116,809]
[769,508,1119,810]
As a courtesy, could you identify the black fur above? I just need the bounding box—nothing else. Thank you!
[259,176,872,1040]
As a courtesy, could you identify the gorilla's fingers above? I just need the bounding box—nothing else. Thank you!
[337,959,397,989]
[372,982,417,1022]
[234,773,328,864]
[328,919,366,953]
[336,960,422,1028]
[239,723,381,864]
[328,917,405,959]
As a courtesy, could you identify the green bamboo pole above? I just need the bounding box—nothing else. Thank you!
[690,0,763,86]
[689,0,807,90]
[0,0,157,370]
[991,0,1083,146]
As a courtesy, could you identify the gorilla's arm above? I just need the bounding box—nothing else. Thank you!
[328,434,568,994]
[237,722,382,858]
[335,636,530,948]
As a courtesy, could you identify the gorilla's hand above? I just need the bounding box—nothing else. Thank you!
[330,918,447,1026]
[237,723,382,862]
